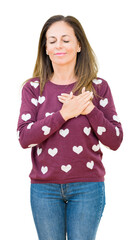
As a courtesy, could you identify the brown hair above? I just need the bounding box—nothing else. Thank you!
[31,15,98,95]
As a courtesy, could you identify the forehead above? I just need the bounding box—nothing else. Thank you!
[46,21,75,38]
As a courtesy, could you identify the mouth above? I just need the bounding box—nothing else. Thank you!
[54,53,66,56]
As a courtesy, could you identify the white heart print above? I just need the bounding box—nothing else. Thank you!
[100,98,108,107]
[83,127,91,136]
[115,127,120,136]
[37,147,42,156]
[21,113,31,121]
[92,79,102,85]
[97,126,106,135]
[41,166,48,174]
[30,81,39,88]
[86,161,94,169]
[59,129,69,137]
[72,146,83,154]
[61,164,72,173]
[28,143,37,148]
[42,126,51,135]
[92,144,100,152]
[113,115,120,122]
[48,148,58,157]
[27,122,34,129]
[45,112,54,117]
[31,98,38,106]
[38,96,45,104]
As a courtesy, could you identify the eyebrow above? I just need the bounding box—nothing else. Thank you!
[48,35,71,39]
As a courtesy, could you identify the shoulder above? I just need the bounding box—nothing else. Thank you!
[92,77,110,97]
[22,77,40,96]
[92,77,108,87]
[23,77,40,88]
[22,77,40,91]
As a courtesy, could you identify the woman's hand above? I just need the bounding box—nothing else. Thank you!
[58,87,95,117]
[59,90,93,121]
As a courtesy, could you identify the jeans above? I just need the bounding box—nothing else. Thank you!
[30,182,105,240]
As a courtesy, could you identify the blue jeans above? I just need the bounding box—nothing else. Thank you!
[30,182,105,240]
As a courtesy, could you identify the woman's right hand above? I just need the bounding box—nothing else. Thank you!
[59,91,93,121]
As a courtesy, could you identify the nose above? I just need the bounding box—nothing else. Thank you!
[56,40,63,49]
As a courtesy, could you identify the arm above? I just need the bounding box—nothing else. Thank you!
[17,82,66,149]
[86,79,123,150]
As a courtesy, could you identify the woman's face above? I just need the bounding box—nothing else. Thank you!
[46,21,80,67]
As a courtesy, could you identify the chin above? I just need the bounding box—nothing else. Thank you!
[52,57,76,66]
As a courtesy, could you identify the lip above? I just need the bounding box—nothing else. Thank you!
[55,53,66,56]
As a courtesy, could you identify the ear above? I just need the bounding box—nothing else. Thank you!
[77,42,81,53]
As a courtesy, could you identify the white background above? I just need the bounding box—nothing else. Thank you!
[0,0,140,239]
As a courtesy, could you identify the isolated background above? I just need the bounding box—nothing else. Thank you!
[1,0,140,239]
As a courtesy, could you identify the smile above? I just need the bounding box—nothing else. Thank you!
[55,53,66,56]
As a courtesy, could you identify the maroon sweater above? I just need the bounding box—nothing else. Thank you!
[17,77,123,183]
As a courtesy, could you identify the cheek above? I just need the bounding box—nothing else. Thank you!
[47,46,55,55]
[67,45,78,56]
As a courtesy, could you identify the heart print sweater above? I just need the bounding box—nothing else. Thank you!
[17,77,123,184]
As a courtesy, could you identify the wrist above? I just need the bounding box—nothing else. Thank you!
[89,104,95,112]
[85,103,95,114]
[60,110,69,121]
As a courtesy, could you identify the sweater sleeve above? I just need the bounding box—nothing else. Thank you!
[17,81,66,149]
[86,79,123,150]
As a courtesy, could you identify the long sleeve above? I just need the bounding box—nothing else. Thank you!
[86,79,123,150]
[17,81,66,149]
[16,77,123,184]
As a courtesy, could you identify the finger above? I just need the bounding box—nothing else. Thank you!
[91,94,94,99]
[77,101,91,115]
[84,91,93,98]
[82,87,86,94]
[60,92,73,100]
[78,92,93,102]
[76,91,91,100]
[58,95,68,100]
[58,98,65,103]
[61,93,70,96]
[70,91,73,97]
[81,100,91,110]
[61,91,73,97]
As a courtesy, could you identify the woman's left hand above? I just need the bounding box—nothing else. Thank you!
[58,87,95,115]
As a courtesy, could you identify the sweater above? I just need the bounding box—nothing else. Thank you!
[17,77,123,184]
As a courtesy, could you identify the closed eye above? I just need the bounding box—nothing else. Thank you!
[49,40,70,44]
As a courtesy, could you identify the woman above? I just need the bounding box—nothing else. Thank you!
[17,15,123,240]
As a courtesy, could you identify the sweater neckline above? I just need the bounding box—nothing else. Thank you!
[47,80,77,87]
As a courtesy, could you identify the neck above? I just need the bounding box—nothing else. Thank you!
[51,62,77,84]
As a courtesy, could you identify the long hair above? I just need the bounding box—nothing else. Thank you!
[32,15,98,95]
